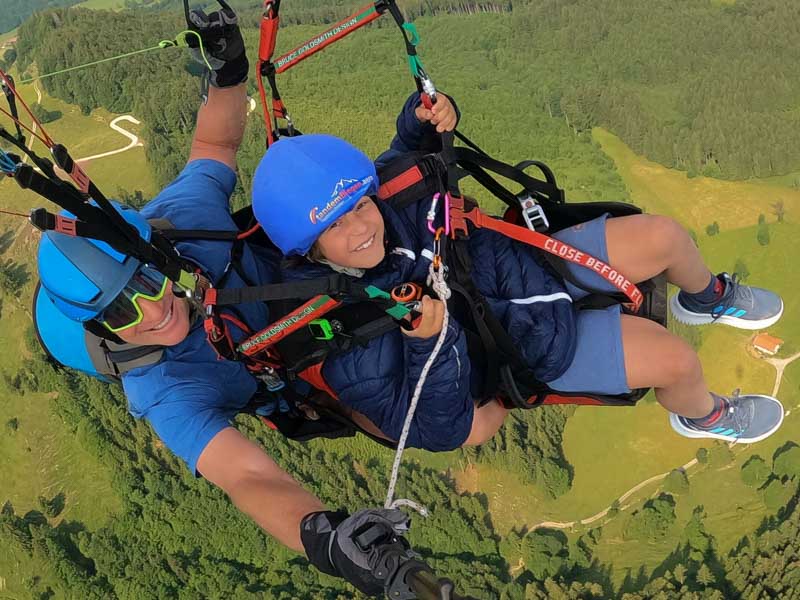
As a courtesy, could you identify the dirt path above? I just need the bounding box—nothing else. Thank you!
[527,457,698,532]
[525,349,799,533]
[764,351,800,400]
[76,115,143,163]
[20,82,43,165]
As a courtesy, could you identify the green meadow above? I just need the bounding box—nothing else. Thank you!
[451,127,800,586]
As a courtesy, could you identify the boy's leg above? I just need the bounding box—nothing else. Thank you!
[605,214,710,291]
[605,214,783,329]
[620,313,712,417]
[621,314,784,442]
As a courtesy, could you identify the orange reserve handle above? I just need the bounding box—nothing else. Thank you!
[391,282,423,303]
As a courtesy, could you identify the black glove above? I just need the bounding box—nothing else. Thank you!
[185,1,248,88]
[300,508,414,597]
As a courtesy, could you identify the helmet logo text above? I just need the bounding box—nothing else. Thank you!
[309,175,374,225]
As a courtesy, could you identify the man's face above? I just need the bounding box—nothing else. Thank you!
[316,197,386,269]
[113,291,192,347]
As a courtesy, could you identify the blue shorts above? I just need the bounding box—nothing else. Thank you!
[545,214,631,395]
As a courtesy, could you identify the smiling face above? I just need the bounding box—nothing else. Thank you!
[315,196,386,269]
[113,291,192,347]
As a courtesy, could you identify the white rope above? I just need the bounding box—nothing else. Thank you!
[384,263,452,513]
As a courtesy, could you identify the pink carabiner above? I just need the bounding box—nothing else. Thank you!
[426,192,441,234]
[443,192,451,236]
[426,192,451,236]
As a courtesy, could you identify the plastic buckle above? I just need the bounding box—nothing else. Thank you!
[519,194,549,232]
[258,367,286,392]
[309,319,334,341]
[448,195,470,238]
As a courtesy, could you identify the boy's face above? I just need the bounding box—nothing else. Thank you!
[316,197,386,269]
[114,291,192,347]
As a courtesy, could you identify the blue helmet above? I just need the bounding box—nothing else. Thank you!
[251,134,378,256]
[36,203,152,322]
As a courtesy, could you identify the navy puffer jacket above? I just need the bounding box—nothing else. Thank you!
[282,93,577,451]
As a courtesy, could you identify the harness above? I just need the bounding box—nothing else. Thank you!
[213,145,666,414]
[5,0,666,449]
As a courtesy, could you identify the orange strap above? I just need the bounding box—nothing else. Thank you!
[449,197,644,311]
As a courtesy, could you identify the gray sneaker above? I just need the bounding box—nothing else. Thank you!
[670,391,784,444]
[670,273,783,330]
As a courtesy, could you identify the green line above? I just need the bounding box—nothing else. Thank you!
[19,30,211,84]
[20,44,166,83]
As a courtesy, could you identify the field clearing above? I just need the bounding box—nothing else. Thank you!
[0,300,32,373]
[782,360,800,406]
[0,292,121,533]
[0,548,61,599]
[695,222,800,345]
[0,386,122,528]
[0,29,17,45]
[593,128,800,234]
[0,68,155,206]
[79,0,128,8]
[0,65,142,556]
[590,414,798,588]
[10,75,138,157]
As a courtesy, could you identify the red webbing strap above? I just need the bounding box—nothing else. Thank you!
[540,395,606,406]
[257,3,281,144]
[377,165,424,200]
[55,215,77,236]
[237,295,342,357]
[450,199,644,311]
[271,98,286,119]
[273,3,383,74]
[0,69,55,148]
[298,362,339,400]
[258,4,280,62]
[203,289,239,361]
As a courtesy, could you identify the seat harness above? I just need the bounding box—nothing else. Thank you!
[2,0,664,431]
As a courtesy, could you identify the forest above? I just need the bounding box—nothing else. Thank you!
[3,0,800,598]
[0,1,81,36]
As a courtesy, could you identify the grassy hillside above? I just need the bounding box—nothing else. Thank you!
[593,127,800,234]
[78,0,129,8]
[0,67,158,220]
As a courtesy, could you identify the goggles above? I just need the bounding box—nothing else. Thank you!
[98,265,170,333]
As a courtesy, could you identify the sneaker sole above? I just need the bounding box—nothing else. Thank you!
[669,395,785,444]
[669,294,784,330]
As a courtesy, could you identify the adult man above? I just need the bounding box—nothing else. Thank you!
[35,5,414,597]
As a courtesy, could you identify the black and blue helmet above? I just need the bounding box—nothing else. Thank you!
[36,203,152,322]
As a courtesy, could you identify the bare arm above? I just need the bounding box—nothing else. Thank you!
[188,83,248,170]
[197,427,325,552]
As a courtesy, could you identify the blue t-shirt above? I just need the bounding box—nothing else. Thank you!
[122,159,279,474]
